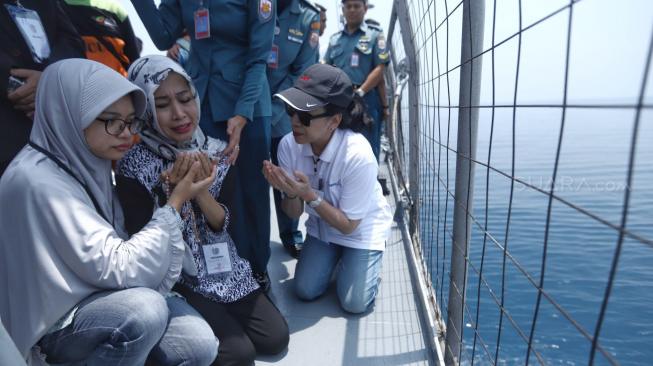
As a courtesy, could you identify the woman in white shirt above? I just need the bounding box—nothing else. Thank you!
[263,64,392,313]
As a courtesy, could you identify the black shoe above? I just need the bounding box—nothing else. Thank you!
[254,271,271,293]
[283,242,302,259]
[378,178,390,196]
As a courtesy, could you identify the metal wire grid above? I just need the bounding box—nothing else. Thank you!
[386,0,653,364]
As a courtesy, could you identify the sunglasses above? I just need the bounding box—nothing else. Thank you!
[285,104,332,126]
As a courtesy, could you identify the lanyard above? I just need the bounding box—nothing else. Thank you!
[28,141,111,224]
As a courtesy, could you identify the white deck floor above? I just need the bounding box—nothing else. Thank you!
[257,161,434,366]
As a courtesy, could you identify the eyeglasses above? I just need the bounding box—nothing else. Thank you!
[97,117,145,136]
[285,104,332,126]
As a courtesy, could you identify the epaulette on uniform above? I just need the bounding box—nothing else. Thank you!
[299,0,320,14]
[365,18,381,28]
[365,19,383,31]
[313,2,327,12]
[329,31,342,45]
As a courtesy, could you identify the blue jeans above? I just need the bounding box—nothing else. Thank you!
[200,101,272,274]
[38,288,218,366]
[294,235,384,314]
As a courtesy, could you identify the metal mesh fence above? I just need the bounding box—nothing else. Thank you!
[386,0,653,364]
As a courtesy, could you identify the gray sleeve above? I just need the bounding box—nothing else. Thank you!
[0,320,25,366]
[36,182,185,294]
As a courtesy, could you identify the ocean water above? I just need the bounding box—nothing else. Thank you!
[417,107,652,365]
[388,0,653,363]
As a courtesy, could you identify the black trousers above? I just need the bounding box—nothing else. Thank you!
[174,285,289,366]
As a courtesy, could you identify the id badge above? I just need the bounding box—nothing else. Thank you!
[350,53,359,68]
[202,242,232,275]
[4,4,50,63]
[267,44,279,69]
[194,7,210,40]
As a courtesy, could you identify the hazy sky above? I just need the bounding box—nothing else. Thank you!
[118,0,652,104]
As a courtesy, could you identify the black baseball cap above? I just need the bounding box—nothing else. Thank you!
[275,64,354,112]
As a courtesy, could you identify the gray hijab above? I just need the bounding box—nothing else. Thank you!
[30,58,146,223]
[127,55,226,161]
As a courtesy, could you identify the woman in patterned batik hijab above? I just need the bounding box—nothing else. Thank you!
[116,55,289,366]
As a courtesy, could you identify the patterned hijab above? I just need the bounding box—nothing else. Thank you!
[127,55,226,161]
[30,58,146,223]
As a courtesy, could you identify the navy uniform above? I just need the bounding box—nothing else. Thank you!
[267,0,320,256]
[313,2,327,62]
[323,14,389,159]
[131,0,276,280]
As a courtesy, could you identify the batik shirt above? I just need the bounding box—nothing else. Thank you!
[116,142,259,303]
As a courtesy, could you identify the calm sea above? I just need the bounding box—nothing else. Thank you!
[419,107,652,365]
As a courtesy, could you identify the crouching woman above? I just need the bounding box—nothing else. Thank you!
[117,55,289,366]
[0,59,217,365]
[263,64,392,314]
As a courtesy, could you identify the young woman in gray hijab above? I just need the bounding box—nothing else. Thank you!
[0,59,219,366]
[116,55,289,366]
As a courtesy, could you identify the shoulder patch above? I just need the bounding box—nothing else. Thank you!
[309,32,319,48]
[377,33,387,49]
[259,0,273,23]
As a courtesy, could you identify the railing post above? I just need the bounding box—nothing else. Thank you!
[385,4,398,154]
[444,0,485,365]
[393,0,421,238]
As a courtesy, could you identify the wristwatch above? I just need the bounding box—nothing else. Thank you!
[355,89,366,98]
[307,195,323,209]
